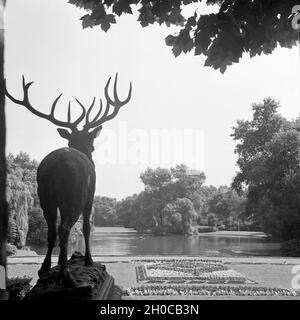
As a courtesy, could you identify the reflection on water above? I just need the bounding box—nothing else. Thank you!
[30,227,281,257]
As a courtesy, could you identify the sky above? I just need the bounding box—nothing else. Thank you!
[4,0,300,200]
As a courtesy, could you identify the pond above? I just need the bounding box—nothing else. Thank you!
[30,227,282,257]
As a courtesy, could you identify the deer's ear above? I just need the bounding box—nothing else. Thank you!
[57,128,71,140]
[89,126,102,139]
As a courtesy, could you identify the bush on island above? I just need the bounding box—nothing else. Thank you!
[198,226,218,233]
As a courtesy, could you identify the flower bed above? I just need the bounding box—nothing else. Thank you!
[135,259,254,285]
[136,265,147,282]
[132,258,223,264]
[124,284,298,297]
[146,268,188,278]
[146,260,227,274]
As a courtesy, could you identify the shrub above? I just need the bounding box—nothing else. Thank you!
[218,224,226,231]
[7,276,32,300]
[238,224,249,231]
[207,213,218,227]
[198,226,217,233]
[27,207,47,245]
[196,216,202,225]
[6,242,17,256]
[186,225,197,235]
[153,226,168,236]
[281,239,300,257]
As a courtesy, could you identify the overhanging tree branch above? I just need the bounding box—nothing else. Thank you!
[69,0,300,73]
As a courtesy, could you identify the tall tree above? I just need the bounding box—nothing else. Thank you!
[170,164,205,213]
[93,196,117,226]
[232,99,300,240]
[6,153,38,248]
[69,0,300,72]
[231,98,288,193]
[138,165,204,232]
[206,185,246,228]
[140,167,172,228]
[162,197,197,233]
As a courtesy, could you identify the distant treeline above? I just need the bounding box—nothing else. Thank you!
[95,165,248,235]
[92,98,300,248]
[6,152,248,251]
[5,98,300,256]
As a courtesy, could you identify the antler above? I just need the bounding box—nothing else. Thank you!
[83,73,132,131]
[4,75,86,130]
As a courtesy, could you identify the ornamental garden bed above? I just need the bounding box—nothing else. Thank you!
[124,284,298,297]
[134,259,255,285]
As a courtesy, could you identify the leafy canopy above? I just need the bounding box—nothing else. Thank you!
[231,99,300,240]
[93,196,118,226]
[69,0,300,72]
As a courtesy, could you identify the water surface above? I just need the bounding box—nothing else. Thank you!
[30,227,281,257]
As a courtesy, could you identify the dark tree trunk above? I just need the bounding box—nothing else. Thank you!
[0,0,7,299]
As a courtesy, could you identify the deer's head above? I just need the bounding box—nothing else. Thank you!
[4,74,132,160]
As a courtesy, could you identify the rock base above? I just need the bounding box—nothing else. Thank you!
[24,252,120,300]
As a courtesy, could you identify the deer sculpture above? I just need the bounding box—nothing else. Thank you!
[4,74,132,285]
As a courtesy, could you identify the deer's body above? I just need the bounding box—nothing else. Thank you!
[4,74,132,285]
[37,148,95,279]
[37,148,95,210]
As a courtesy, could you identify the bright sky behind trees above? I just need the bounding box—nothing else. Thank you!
[5,0,300,199]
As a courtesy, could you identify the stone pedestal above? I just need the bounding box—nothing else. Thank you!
[24,252,121,300]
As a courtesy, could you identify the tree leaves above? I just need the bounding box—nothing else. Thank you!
[69,0,300,73]
[6,153,38,248]
[69,0,99,10]
[165,29,194,57]
[94,196,118,226]
[80,3,116,31]
[113,0,132,16]
[98,14,116,32]
[194,29,211,55]
[167,7,185,26]
[81,14,96,29]
[231,98,300,240]
[138,4,155,27]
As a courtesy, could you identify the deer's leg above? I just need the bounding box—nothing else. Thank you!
[58,223,70,277]
[83,197,94,266]
[38,206,57,277]
[58,208,79,286]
